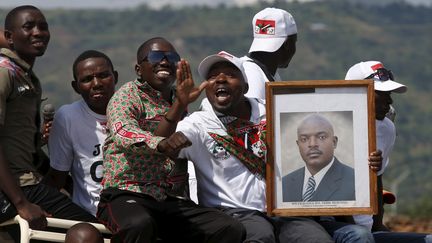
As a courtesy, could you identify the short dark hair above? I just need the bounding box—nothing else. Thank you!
[72,50,115,80]
[4,5,41,30]
[136,37,169,63]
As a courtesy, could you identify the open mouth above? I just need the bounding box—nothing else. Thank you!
[155,69,172,79]
[92,92,105,99]
[32,40,46,48]
[215,87,231,103]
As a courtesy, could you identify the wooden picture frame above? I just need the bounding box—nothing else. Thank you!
[265,80,378,216]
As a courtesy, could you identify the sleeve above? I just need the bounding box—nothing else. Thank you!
[176,117,201,160]
[106,86,165,154]
[0,69,12,125]
[375,118,396,175]
[48,107,73,172]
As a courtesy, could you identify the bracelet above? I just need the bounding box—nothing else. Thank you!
[163,114,177,123]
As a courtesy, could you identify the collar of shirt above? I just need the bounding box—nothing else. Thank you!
[303,157,335,195]
[134,79,175,103]
[0,48,32,74]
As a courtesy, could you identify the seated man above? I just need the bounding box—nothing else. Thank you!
[158,51,334,243]
[0,6,95,236]
[44,50,118,216]
[345,61,431,243]
[97,37,245,243]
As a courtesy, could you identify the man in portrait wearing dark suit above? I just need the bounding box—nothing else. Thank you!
[282,113,355,202]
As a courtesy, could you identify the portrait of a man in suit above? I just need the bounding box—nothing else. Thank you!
[282,113,355,202]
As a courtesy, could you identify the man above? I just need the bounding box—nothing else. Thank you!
[346,60,406,231]
[98,37,245,243]
[282,114,355,202]
[0,5,95,233]
[345,61,431,242]
[158,51,334,243]
[242,7,297,100]
[43,50,118,216]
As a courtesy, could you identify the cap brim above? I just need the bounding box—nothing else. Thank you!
[198,55,229,79]
[249,37,286,53]
[374,79,407,93]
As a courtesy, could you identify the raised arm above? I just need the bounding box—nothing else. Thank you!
[154,59,208,137]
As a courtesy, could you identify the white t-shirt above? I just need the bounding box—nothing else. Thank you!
[178,98,267,211]
[48,99,106,216]
[353,117,396,230]
[241,56,281,100]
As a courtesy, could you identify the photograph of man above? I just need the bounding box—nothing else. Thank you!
[282,113,355,202]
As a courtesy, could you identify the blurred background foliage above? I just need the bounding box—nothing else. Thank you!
[1,0,431,219]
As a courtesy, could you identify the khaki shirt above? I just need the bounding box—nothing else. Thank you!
[0,48,42,186]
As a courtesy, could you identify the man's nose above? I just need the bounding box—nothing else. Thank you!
[215,73,228,82]
[308,137,318,147]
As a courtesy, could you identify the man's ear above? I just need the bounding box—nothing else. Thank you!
[134,64,141,77]
[333,136,338,149]
[113,70,119,84]
[3,30,13,48]
[71,80,80,94]
[243,82,249,94]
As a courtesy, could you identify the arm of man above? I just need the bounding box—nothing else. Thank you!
[154,59,207,137]
[0,70,49,229]
[0,144,50,229]
[42,107,72,190]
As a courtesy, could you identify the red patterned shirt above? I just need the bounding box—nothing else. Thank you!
[102,79,176,201]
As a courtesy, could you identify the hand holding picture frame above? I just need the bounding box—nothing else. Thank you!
[265,80,378,216]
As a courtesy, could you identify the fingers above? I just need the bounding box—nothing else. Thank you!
[368,150,383,172]
[176,59,191,83]
[28,215,48,230]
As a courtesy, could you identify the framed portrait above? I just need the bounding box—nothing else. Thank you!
[265,80,378,216]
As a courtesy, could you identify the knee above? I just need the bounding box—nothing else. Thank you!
[333,225,374,243]
[112,214,156,243]
[218,219,246,242]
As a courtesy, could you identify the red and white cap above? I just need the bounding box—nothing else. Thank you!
[198,51,247,83]
[345,61,407,93]
[249,7,297,53]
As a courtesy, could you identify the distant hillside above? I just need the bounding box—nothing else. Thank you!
[1,1,431,218]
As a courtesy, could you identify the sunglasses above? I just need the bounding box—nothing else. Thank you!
[140,51,180,65]
[366,68,394,81]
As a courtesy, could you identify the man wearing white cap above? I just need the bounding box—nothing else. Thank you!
[158,51,334,243]
[346,61,407,232]
[242,7,297,100]
[344,61,431,242]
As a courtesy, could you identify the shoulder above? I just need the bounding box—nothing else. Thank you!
[283,167,304,180]
[333,158,354,175]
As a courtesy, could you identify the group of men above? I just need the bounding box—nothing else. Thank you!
[0,4,430,243]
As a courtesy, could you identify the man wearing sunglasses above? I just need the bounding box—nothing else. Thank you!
[344,61,431,242]
[346,61,407,233]
[97,37,245,243]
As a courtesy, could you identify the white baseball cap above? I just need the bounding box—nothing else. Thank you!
[249,7,297,53]
[345,61,407,93]
[198,51,248,83]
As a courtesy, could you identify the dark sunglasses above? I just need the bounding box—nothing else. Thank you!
[365,68,394,81]
[141,51,180,65]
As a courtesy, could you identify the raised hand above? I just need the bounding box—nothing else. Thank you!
[175,59,208,107]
